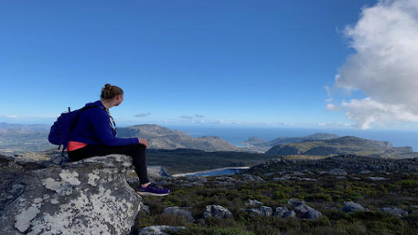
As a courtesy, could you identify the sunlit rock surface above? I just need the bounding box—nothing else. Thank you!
[0,154,141,235]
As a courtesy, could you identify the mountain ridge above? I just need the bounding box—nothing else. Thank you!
[240,133,339,152]
[0,122,416,158]
[117,124,239,152]
[266,136,415,158]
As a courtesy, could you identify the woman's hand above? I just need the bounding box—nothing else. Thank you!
[138,138,148,148]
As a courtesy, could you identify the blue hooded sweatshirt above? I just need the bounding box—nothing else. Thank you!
[69,100,139,146]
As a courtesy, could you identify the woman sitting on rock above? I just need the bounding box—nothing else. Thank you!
[67,83,170,197]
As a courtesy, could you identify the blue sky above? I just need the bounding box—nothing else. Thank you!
[2,0,417,129]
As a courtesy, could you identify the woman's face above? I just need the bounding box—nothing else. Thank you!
[114,94,124,106]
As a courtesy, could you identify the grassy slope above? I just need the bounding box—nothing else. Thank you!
[147,149,280,174]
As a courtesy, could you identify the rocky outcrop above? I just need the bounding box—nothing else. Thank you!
[246,199,263,206]
[202,205,233,219]
[287,199,322,220]
[273,207,289,217]
[380,207,408,217]
[343,201,366,213]
[163,207,195,223]
[243,199,320,220]
[242,174,265,182]
[0,154,141,235]
[138,225,186,235]
[294,204,322,220]
[246,206,273,217]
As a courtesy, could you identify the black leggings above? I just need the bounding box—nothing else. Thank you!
[68,144,149,185]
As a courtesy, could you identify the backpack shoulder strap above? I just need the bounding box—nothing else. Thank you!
[69,105,106,132]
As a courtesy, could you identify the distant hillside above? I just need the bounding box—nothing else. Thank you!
[244,154,418,175]
[240,133,339,152]
[117,124,239,152]
[240,137,267,146]
[266,136,415,158]
[146,148,276,174]
[0,123,53,153]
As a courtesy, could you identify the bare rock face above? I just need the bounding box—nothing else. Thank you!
[0,154,141,235]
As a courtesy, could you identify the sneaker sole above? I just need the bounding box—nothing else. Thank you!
[136,191,169,197]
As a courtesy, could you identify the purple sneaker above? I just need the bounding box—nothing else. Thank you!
[136,183,170,197]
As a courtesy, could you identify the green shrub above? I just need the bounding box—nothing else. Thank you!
[154,214,191,227]
[304,193,332,202]
[399,180,418,189]
[254,195,271,203]
[273,191,289,200]
[203,217,238,228]
[323,209,352,222]
[351,211,386,221]
[174,226,254,235]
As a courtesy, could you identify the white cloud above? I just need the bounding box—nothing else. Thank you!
[316,122,352,128]
[330,0,418,129]
[181,116,193,120]
[0,115,18,118]
[134,113,151,117]
[324,86,333,102]
[342,98,418,129]
[326,103,340,111]
[195,114,205,119]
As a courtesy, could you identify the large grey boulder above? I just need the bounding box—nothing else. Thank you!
[294,204,322,220]
[287,199,305,208]
[245,205,272,217]
[287,199,322,220]
[0,154,141,235]
[202,205,233,219]
[246,199,263,206]
[246,208,264,216]
[380,207,408,217]
[138,225,186,235]
[343,201,365,213]
[260,206,273,216]
[282,210,296,219]
[163,207,195,223]
[273,207,289,218]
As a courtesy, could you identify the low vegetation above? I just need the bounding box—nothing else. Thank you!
[133,169,418,234]
[147,149,280,174]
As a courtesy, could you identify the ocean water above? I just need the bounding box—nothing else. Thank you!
[173,167,248,177]
[167,126,418,151]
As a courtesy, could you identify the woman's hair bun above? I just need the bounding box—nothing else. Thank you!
[104,84,112,90]
[101,84,124,100]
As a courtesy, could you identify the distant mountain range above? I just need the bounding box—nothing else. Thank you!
[0,123,52,153]
[0,122,416,159]
[240,133,339,152]
[265,136,416,158]
[117,124,238,152]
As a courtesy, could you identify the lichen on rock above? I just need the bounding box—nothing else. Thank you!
[0,154,141,235]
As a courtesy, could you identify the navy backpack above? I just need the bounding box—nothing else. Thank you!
[48,105,105,164]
